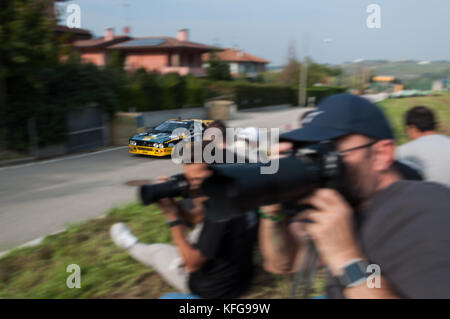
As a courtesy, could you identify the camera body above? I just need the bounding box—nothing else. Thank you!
[140,174,190,205]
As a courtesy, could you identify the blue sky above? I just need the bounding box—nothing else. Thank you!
[57,0,450,66]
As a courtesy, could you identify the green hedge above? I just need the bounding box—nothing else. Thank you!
[118,72,209,111]
[286,86,348,106]
[306,86,347,104]
[203,83,346,109]
[117,72,347,112]
[233,84,295,109]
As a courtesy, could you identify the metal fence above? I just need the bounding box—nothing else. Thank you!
[66,107,109,153]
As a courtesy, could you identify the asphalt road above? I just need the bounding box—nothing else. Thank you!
[0,106,308,251]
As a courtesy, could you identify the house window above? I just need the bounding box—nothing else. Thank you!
[171,53,180,67]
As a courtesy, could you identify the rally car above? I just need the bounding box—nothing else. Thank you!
[128,119,213,157]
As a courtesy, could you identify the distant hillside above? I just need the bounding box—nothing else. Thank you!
[340,60,450,80]
[340,60,450,90]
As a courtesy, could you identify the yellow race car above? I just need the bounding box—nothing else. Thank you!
[128,119,213,157]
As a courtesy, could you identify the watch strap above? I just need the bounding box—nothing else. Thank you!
[337,259,369,288]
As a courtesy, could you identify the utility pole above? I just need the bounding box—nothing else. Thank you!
[298,33,309,107]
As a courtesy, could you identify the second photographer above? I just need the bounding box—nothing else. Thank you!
[110,141,259,299]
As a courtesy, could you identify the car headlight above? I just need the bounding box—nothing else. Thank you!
[129,140,137,146]
[158,143,164,148]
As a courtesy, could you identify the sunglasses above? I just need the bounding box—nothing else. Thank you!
[338,139,378,155]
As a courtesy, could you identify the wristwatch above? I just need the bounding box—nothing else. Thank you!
[337,259,369,288]
[166,219,183,228]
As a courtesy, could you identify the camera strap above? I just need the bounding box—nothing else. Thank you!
[289,238,319,299]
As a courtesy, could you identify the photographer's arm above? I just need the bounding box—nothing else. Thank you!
[155,176,203,227]
[259,204,303,274]
[325,251,401,298]
[170,225,207,273]
[259,142,310,273]
[172,199,204,226]
[302,189,402,299]
[158,198,207,272]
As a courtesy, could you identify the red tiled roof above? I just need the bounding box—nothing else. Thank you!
[202,48,269,64]
[73,35,131,49]
[108,37,219,51]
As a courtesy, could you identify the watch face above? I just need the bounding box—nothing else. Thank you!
[346,262,367,283]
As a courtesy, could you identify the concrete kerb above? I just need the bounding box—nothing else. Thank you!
[0,228,66,260]
[0,213,110,260]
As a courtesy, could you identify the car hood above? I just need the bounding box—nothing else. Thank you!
[130,131,181,144]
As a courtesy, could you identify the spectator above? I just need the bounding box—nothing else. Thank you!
[110,141,259,298]
[260,94,450,298]
[396,106,450,187]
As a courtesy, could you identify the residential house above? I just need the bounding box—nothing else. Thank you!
[202,47,270,79]
[72,28,130,66]
[73,28,218,76]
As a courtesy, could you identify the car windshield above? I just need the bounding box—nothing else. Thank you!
[152,121,190,133]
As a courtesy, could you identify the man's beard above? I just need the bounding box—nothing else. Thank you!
[343,159,378,208]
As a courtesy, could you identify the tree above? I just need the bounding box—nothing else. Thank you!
[0,0,123,151]
[279,41,300,86]
[306,59,342,87]
[206,52,232,81]
[0,0,61,151]
[106,51,125,71]
[278,42,343,88]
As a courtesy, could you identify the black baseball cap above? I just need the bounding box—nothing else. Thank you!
[280,94,394,143]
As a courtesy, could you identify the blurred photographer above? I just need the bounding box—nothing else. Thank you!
[110,141,258,298]
[259,94,450,298]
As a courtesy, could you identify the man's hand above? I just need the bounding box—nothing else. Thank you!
[300,189,364,276]
[155,176,179,222]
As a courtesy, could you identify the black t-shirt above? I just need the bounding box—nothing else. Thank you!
[327,180,450,298]
[188,211,259,298]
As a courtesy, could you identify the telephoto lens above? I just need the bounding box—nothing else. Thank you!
[139,174,190,205]
[201,142,346,221]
